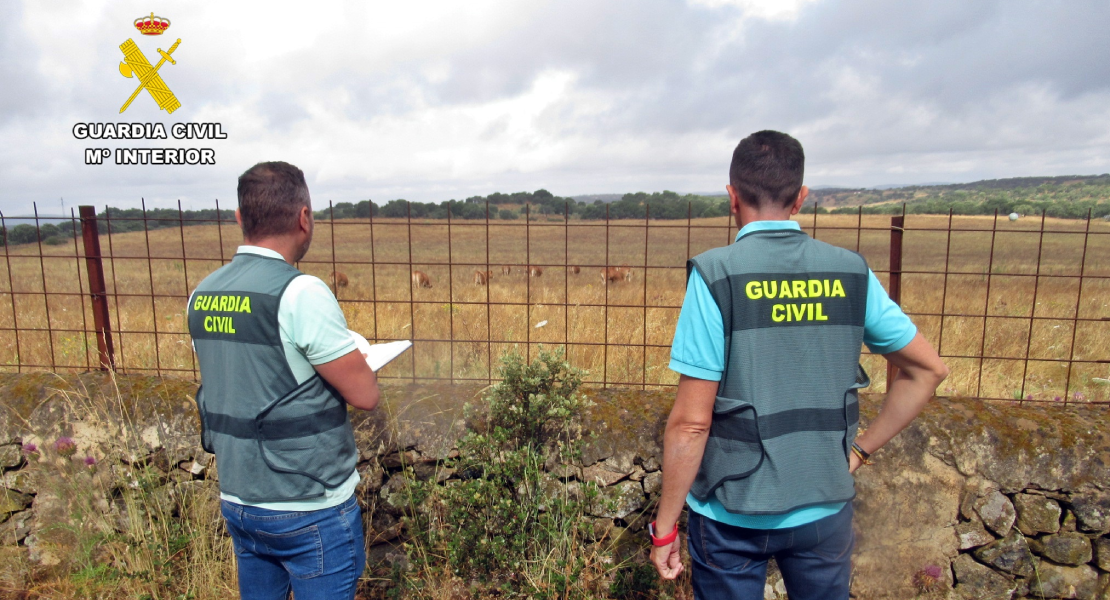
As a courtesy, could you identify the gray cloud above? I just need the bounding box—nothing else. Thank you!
[1,0,1109,215]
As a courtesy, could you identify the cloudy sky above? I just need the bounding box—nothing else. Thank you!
[1,0,1108,215]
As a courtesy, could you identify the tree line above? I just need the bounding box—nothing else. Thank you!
[3,176,1107,246]
[0,208,235,247]
[320,190,730,221]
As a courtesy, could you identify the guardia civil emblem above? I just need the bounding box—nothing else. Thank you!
[118,13,181,114]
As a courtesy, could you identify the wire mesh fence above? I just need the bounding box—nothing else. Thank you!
[0,201,1107,404]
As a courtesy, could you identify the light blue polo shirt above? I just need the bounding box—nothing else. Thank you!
[670,219,917,529]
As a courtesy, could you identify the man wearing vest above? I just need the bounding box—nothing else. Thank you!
[187,161,380,600]
[649,131,949,598]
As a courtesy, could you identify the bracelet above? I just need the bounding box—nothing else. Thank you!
[851,442,873,465]
[649,521,679,547]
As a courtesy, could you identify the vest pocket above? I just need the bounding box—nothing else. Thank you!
[842,365,870,455]
[704,397,764,483]
[194,385,214,454]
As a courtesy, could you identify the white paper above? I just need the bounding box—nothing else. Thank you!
[348,330,412,372]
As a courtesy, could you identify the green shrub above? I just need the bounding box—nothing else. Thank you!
[395,347,654,598]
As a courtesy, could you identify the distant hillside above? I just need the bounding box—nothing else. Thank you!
[571,194,623,204]
[807,174,1110,218]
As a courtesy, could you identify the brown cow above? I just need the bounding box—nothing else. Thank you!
[569,265,580,275]
[528,266,544,277]
[411,270,432,288]
[474,270,493,285]
[501,265,513,276]
[329,271,349,289]
[601,266,632,284]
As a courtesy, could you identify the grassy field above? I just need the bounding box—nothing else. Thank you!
[0,211,1107,401]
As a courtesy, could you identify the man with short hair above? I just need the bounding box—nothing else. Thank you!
[188,161,379,600]
[649,131,948,599]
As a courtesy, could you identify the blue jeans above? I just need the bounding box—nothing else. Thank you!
[220,494,366,600]
[687,503,854,600]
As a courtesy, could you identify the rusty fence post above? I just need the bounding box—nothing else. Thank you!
[79,206,115,370]
[886,213,905,391]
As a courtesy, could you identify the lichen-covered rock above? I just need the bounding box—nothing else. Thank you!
[926,399,1110,494]
[587,517,616,541]
[578,388,666,467]
[602,451,636,476]
[956,520,995,550]
[174,479,217,504]
[0,510,31,545]
[1094,536,1110,572]
[368,513,403,544]
[581,462,627,487]
[974,530,1037,577]
[1036,532,1093,566]
[1096,573,1110,600]
[952,553,1016,599]
[853,426,962,599]
[643,471,663,496]
[0,490,32,517]
[378,474,412,516]
[1070,491,1110,534]
[0,445,22,470]
[588,481,644,520]
[0,469,39,495]
[1032,562,1099,600]
[1015,493,1062,535]
[356,463,385,497]
[350,383,475,463]
[976,490,1017,537]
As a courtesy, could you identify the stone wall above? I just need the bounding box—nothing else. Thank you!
[0,373,1108,599]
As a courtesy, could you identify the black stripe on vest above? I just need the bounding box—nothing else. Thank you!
[711,401,860,443]
[205,402,348,440]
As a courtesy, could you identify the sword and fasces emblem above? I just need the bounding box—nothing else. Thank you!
[118,13,181,114]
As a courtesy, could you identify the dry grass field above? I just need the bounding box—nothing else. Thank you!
[0,211,1107,402]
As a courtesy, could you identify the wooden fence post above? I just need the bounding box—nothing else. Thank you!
[79,206,115,370]
[886,213,905,391]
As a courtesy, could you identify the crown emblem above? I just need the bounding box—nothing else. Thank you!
[134,13,170,36]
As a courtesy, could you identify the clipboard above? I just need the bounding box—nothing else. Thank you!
[348,330,412,372]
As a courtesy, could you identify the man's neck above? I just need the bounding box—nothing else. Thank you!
[736,209,794,230]
[243,238,297,265]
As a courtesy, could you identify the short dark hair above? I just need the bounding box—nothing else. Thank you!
[728,130,805,209]
[236,161,312,239]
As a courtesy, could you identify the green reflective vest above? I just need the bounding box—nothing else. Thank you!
[187,252,357,503]
[688,228,871,515]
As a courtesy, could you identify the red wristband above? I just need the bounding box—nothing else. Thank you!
[649,521,678,547]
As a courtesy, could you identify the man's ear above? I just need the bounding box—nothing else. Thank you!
[234,208,242,228]
[726,185,742,215]
[299,206,312,233]
[788,186,809,216]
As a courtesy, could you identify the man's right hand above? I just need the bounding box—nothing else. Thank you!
[651,537,684,580]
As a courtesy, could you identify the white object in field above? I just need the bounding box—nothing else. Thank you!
[348,330,412,372]
[1009,212,1019,221]
[535,320,548,329]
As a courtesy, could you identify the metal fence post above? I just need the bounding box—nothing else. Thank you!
[886,213,905,391]
[79,206,115,370]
